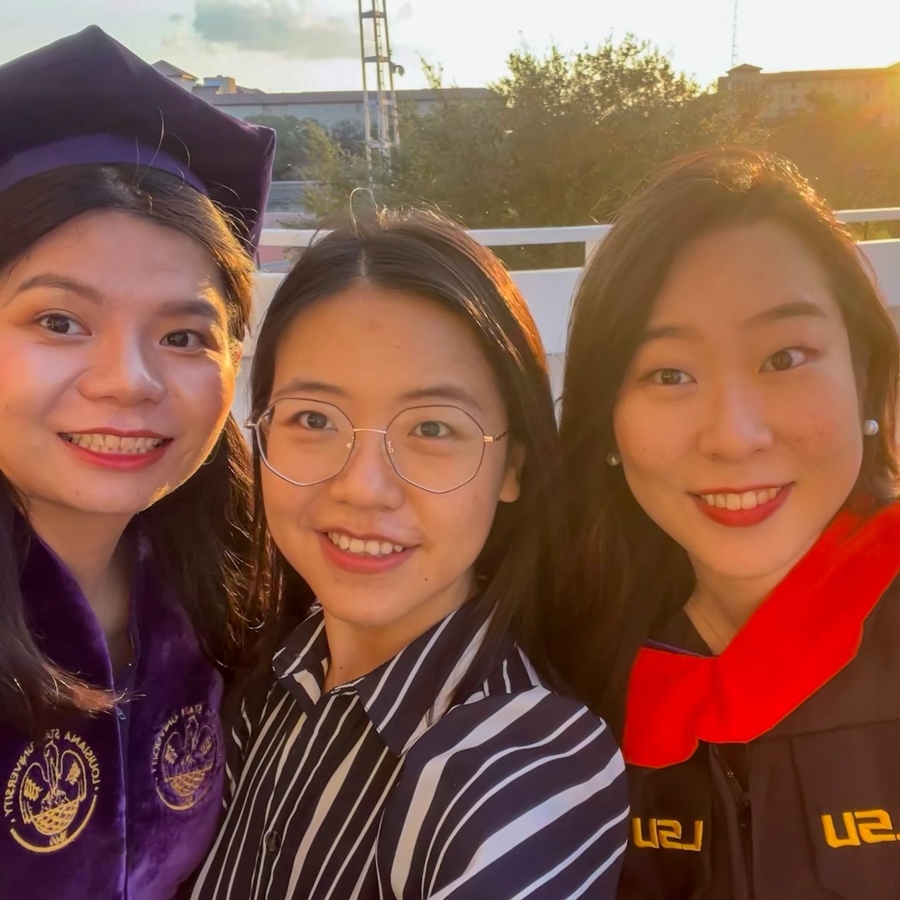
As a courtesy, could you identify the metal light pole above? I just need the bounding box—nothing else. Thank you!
[358,0,402,181]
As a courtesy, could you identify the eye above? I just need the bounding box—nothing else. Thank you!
[411,420,452,439]
[761,348,812,372]
[38,313,88,336]
[649,368,694,386]
[162,331,205,350]
[297,410,334,431]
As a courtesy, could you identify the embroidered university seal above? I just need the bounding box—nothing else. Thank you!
[3,730,100,853]
[152,703,220,811]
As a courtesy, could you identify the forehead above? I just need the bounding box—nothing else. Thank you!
[651,220,839,327]
[3,210,225,308]
[272,284,498,400]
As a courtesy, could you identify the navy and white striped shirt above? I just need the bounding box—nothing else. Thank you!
[191,602,629,899]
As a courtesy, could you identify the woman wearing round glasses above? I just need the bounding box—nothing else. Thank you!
[189,210,629,899]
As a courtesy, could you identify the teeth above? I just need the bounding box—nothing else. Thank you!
[327,532,407,557]
[63,433,165,454]
[700,487,783,510]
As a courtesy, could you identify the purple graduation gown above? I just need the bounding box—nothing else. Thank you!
[0,533,225,899]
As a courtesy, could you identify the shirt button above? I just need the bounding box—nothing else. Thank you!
[264,831,281,853]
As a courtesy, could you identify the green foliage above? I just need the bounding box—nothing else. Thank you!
[767,100,900,212]
[247,115,369,183]
[246,115,314,180]
[296,34,898,236]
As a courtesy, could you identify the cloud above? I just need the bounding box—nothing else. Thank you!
[397,2,414,24]
[163,12,190,54]
[193,0,359,60]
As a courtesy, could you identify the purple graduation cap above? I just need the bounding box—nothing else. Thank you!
[0,25,275,251]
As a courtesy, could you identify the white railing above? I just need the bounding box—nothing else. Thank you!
[259,223,614,262]
[235,210,900,422]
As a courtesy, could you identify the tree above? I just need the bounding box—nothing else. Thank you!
[246,115,313,180]
[246,115,370,183]
[768,96,900,226]
[300,36,766,238]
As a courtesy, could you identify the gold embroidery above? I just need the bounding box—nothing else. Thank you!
[151,704,220,811]
[632,817,704,851]
[822,809,899,847]
[4,731,100,853]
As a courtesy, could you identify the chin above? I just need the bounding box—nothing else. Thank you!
[689,533,813,583]
[49,488,164,519]
[319,589,413,631]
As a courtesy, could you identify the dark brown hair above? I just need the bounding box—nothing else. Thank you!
[247,208,568,697]
[0,164,260,736]
[558,148,900,737]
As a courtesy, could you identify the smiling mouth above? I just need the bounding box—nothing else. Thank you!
[326,531,409,558]
[61,433,171,455]
[696,486,785,511]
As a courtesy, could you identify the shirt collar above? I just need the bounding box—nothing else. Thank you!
[272,600,500,756]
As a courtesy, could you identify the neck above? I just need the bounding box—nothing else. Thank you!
[322,570,475,692]
[26,501,133,662]
[686,559,799,655]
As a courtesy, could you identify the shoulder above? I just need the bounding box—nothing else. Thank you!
[397,681,626,806]
[378,681,628,897]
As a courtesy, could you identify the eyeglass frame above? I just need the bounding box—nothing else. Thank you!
[244,398,509,495]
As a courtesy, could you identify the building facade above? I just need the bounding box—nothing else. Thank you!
[718,61,900,123]
[150,60,496,128]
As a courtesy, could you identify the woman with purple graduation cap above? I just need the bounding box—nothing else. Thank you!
[0,26,274,899]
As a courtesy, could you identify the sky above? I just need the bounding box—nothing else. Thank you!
[2,0,899,94]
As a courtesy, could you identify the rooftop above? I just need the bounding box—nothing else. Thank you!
[200,87,498,105]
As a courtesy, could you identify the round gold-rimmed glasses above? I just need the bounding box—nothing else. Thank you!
[246,398,508,495]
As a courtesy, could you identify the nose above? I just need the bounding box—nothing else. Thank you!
[695,378,774,462]
[328,430,405,509]
[76,329,167,406]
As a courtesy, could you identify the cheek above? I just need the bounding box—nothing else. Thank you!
[170,359,236,442]
[0,335,77,414]
[420,463,508,557]
[613,394,687,480]
[259,469,323,556]
[774,378,863,472]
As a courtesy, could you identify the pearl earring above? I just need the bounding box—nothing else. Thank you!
[863,419,880,436]
[606,451,621,467]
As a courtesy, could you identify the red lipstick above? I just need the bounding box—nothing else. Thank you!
[318,532,413,575]
[60,432,172,471]
[692,484,792,527]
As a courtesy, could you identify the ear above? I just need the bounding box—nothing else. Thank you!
[499,443,525,504]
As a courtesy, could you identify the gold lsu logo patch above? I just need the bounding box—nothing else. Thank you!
[3,730,100,853]
[822,809,900,847]
[152,704,220,811]
[632,817,704,851]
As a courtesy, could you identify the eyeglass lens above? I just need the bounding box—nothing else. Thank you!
[256,398,492,493]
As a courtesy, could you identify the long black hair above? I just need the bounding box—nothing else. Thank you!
[246,208,569,698]
[558,148,900,738]
[0,164,261,736]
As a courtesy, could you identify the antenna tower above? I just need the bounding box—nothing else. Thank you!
[358,0,401,177]
[730,0,740,68]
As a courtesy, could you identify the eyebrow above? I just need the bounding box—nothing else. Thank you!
[743,299,829,326]
[270,379,484,411]
[16,273,103,302]
[398,384,484,412]
[14,273,224,324]
[641,299,829,345]
[641,323,700,344]
[270,379,348,401]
